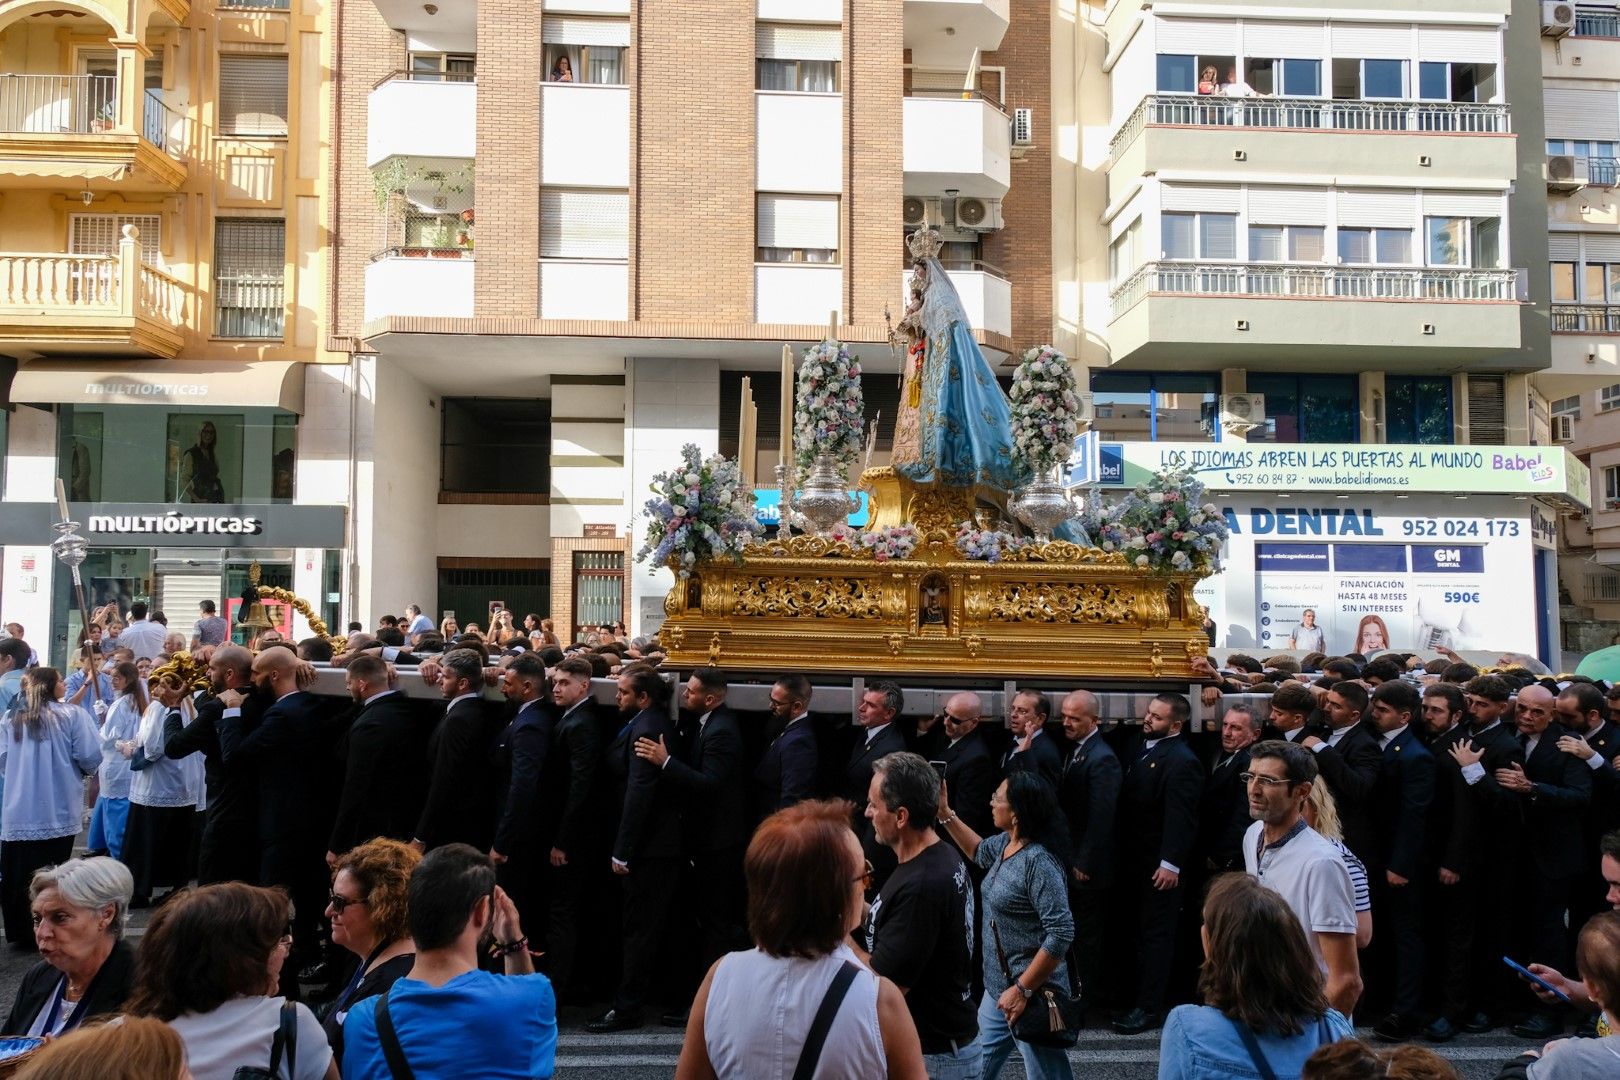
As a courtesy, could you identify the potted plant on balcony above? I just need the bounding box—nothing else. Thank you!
[90,101,115,133]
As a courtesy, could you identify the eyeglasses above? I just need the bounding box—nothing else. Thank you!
[1239,772,1293,789]
[327,893,368,915]
[854,860,873,889]
[277,920,294,947]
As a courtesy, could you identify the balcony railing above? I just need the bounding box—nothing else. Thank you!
[218,0,291,7]
[1553,303,1620,333]
[0,74,116,135]
[1576,5,1620,36]
[1110,261,1520,318]
[0,251,188,323]
[1111,94,1511,156]
[371,69,476,89]
[903,87,1006,112]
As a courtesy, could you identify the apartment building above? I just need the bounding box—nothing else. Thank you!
[0,0,346,665]
[1529,4,1620,649]
[1079,0,1583,660]
[328,0,1056,635]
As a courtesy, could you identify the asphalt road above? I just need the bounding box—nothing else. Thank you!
[0,910,1547,1079]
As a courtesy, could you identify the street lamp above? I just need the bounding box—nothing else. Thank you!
[51,479,94,667]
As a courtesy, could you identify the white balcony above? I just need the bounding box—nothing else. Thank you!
[367,76,476,168]
[903,95,1010,199]
[540,259,628,321]
[904,0,1009,67]
[755,264,842,325]
[757,92,842,194]
[540,84,630,188]
[363,255,474,323]
[903,264,1010,337]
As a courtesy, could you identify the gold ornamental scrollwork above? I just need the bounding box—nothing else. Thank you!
[982,581,1140,625]
[886,633,905,656]
[963,634,983,658]
[733,576,884,620]
[707,633,723,665]
[663,625,686,651]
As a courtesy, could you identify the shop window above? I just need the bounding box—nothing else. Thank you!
[543,16,629,85]
[57,405,296,505]
[1247,374,1358,444]
[1386,376,1453,445]
[214,218,285,339]
[441,397,551,496]
[1090,372,1219,443]
[218,55,289,136]
[756,23,841,92]
[573,550,624,637]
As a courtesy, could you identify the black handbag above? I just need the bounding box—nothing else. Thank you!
[991,920,1083,1050]
[231,1000,297,1080]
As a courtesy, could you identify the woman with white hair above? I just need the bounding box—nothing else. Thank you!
[2,857,136,1035]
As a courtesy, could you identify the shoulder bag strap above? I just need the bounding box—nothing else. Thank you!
[989,920,1014,984]
[790,961,860,1080]
[373,988,417,1080]
[267,1000,297,1079]
[1231,1019,1279,1080]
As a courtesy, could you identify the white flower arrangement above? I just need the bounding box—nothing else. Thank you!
[1008,344,1083,476]
[635,444,763,578]
[860,525,919,562]
[793,341,866,478]
[954,523,1033,563]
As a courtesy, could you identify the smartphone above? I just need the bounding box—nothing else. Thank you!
[929,760,948,778]
[1502,956,1571,1003]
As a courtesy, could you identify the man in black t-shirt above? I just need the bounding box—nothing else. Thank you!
[857,751,979,1074]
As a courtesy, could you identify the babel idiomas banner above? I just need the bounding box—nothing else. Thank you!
[1195,494,1539,655]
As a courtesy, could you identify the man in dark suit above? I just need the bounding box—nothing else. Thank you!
[1301,680,1383,861]
[1112,692,1203,1035]
[1418,682,1478,1043]
[588,666,681,1033]
[635,668,749,991]
[1555,682,1620,942]
[1364,680,1436,1041]
[530,653,605,1001]
[908,708,948,761]
[1003,689,1063,790]
[217,648,329,970]
[411,649,502,853]
[1057,688,1120,1010]
[164,644,261,885]
[326,654,431,862]
[489,653,555,937]
[939,692,997,838]
[754,674,818,818]
[1198,704,1260,874]
[845,681,910,893]
[1437,674,1526,1035]
[1480,683,1593,1040]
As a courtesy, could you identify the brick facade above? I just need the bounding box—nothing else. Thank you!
[330,0,402,342]
[475,0,542,316]
[633,0,754,322]
[846,0,905,326]
[984,0,1055,351]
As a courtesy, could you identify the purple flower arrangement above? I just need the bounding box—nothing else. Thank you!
[859,525,919,561]
[1101,466,1230,572]
[634,443,762,578]
[954,523,1034,563]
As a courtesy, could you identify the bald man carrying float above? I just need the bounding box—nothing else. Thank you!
[218,649,330,980]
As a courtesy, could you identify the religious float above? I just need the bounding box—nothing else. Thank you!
[642,229,1229,682]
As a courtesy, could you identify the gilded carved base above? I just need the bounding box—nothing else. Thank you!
[660,530,1211,680]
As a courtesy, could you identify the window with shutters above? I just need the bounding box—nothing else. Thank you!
[1337,228,1412,266]
[543,16,630,85]
[1465,375,1506,444]
[1248,225,1324,262]
[69,215,162,266]
[218,55,289,137]
[756,23,841,93]
[757,193,839,263]
[540,189,629,260]
[1161,212,1236,260]
[409,53,476,83]
[213,218,285,339]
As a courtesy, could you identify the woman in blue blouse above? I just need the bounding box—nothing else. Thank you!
[938,770,1076,1080]
[1159,873,1352,1079]
[0,668,101,948]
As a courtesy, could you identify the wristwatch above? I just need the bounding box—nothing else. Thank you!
[1014,981,1032,999]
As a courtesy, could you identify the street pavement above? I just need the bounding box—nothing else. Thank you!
[0,907,1546,1079]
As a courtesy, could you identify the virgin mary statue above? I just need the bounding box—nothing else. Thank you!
[890,228,1028,493]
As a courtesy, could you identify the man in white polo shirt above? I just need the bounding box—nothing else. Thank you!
[1242,739,1363,1017]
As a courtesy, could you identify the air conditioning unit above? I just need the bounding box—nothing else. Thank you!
[1219,393,1265,430]
[954,197,1004,232]
[1547,154,1587,193]
[902,196,930,227]
[1012,106,1035,153]
[1542,0,1576,35]
[1552,414,1576,443]
[1075,392,1095,425]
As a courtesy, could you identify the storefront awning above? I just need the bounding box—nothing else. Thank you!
[9,359,307,413]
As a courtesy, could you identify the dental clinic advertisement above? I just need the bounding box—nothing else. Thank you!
[1091,443,1581,655]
